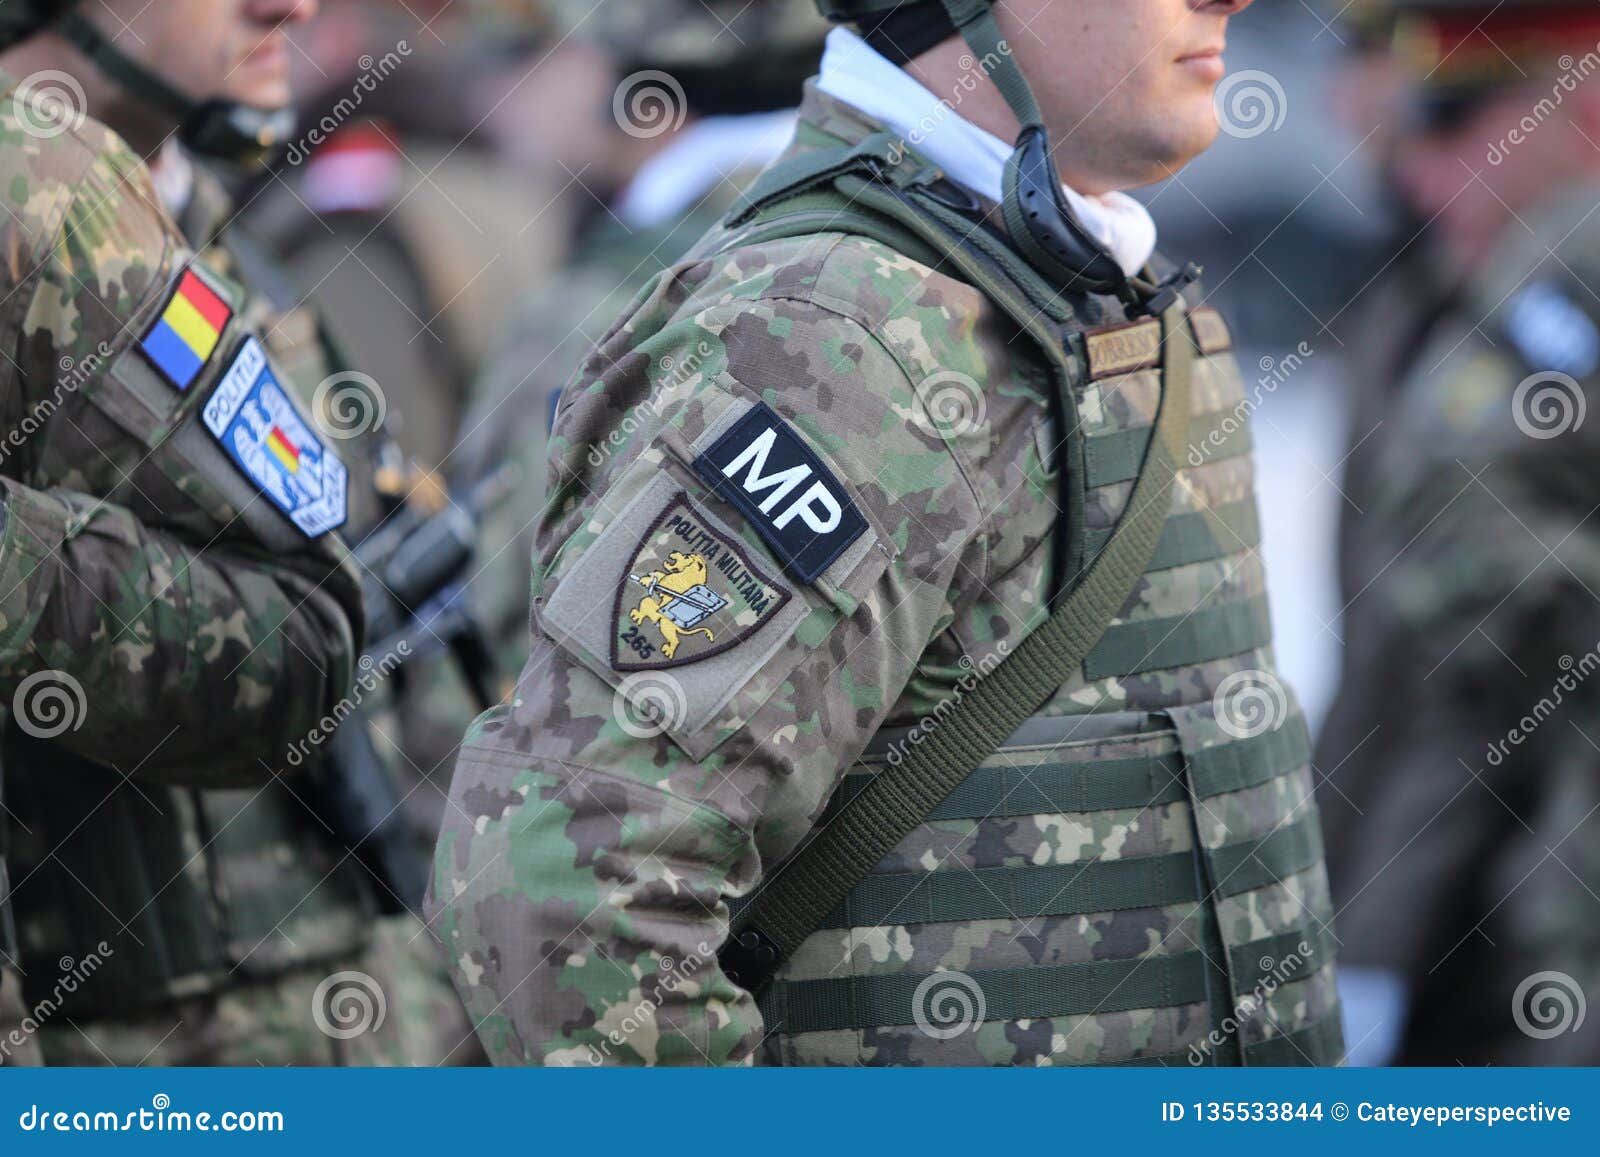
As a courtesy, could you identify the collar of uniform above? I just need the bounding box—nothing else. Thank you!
[813,26,1157,277]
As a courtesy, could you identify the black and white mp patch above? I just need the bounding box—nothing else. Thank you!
[693,401,867,583]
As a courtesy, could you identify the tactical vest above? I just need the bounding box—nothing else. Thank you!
[705,134,1343,1066]
[6,190,379,1020]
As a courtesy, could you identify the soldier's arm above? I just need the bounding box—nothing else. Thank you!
[431,291,990,1065]
[0,477,357,785]
[0,118,363,786]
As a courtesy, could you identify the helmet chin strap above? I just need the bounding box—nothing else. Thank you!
[937,0,1190,310]
[57,10,294,168]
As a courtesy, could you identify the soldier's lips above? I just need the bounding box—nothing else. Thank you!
[238,34,290,73]
[1176,48,1225,83]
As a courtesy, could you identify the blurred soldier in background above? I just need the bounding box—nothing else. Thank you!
[430,0,1344,1066]
[0,0,477,1065]
[1318,0,1600,1065]
[400,0,830,803]
[242,0,573,477]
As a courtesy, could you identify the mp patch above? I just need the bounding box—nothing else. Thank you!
[693,400,867,583]
[202,337,348,538]
[613,495,791,670]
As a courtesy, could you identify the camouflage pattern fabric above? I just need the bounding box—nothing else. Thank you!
[0,70,474,1065]
[1316,182,1600,1066]
[32,916,479,1066]
[427,86,1341,1066]
[403,148,782,813]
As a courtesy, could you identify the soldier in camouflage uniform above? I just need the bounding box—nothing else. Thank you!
[410,0,829,808]
[1317,0,1600,1065]
[429,0,1344,1066]
[0,0,475,1065]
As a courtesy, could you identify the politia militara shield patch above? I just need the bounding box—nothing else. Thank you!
[612,495,791,671]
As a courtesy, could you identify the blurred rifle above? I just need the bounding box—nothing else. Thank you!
[315,461,520,913]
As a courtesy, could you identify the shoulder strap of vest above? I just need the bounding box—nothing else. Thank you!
[709,144,1196,992]
[720,297,1196,994]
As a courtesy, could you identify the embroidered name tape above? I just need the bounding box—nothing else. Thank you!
[203,338,348,538]
[694,401,867,583]
[140,268,232,392]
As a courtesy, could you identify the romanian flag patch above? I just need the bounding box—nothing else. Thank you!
[140,269,232,391]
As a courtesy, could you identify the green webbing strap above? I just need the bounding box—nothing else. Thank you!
[1086,412,1253,489]
[939,0,1043,128]
[782,808,1322,932]
[729,132,910,227]
[721,305,1192,992]
[821,703,1309,822]
[1084,593,1273,681]
[1083,499,1260,575]
[758,919,1338,1037]
[822,750,1188,822]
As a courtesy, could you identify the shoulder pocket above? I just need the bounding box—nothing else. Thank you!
[538,390,893,761]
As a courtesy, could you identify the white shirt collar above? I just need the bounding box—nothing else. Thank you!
[815,26,1157,277]
[148,139,195,219]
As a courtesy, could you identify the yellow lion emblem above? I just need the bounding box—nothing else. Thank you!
[627,551,721,660]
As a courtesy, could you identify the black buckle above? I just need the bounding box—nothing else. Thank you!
[718,924,783,993]
[1143,262,1203,316]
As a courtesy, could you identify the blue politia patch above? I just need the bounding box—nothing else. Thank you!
[202,338,348,537]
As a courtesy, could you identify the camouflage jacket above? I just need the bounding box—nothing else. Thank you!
[431,85,1339,1066]
[0,73,378,1020]
[1316,184,1600,1065]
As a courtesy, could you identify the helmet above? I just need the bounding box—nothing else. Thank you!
[2,2,293,166]
[816,1,1142,302]
[551,0,829,113]
[0,0,76,51]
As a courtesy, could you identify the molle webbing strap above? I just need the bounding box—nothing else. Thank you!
[720,304,1195,991]
[759,921,1337,1036]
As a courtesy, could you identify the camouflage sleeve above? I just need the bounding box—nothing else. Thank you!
[431,274,989,1064]
[0,474,356,784]
[0,101,362,786]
